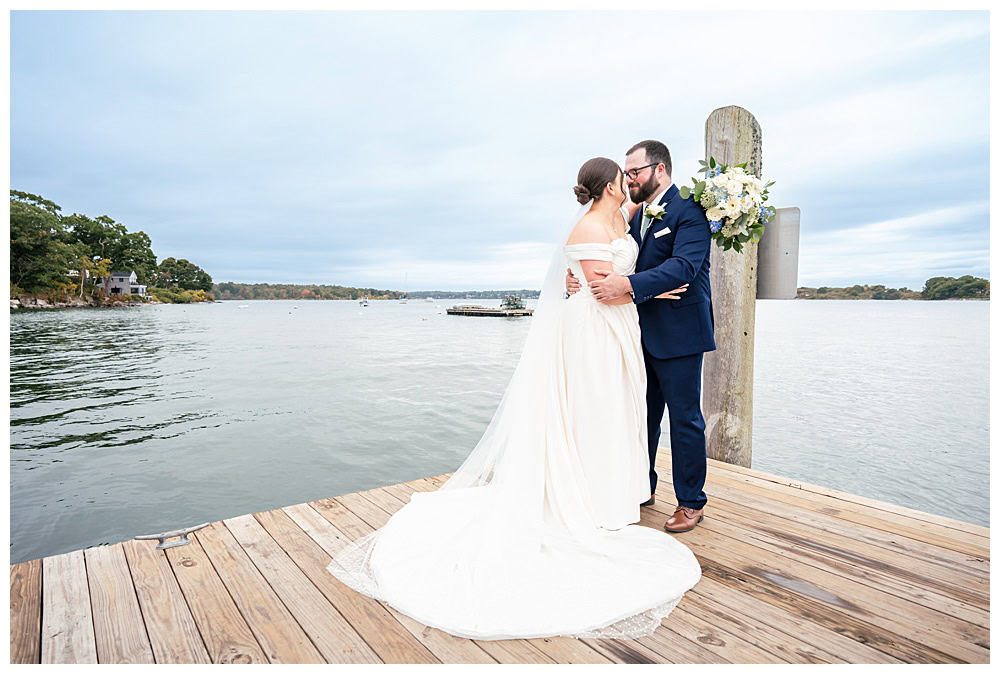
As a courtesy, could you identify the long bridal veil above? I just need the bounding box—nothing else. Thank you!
[327,201,701,640]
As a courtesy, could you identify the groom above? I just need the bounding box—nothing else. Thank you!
[567,140,715,533]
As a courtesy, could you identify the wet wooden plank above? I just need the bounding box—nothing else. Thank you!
[164,535,268,663]
[636,507,975,663]
[196,521,324,663]
[10,559,42,664]
[703,465,989,557]
[648,504,990,662]
[704,456,990,538]
[121,539,210,664]
[692,502,989,627]
[252,507,438,664]
[222,514,380,664]
[84,544,155,663]
[692,472,988,580]
[41,550,97,664]
[699,482,989,603]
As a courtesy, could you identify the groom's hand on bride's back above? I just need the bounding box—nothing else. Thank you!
[565,268,582,295]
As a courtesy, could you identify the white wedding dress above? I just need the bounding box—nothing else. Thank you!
[327,213,702,640]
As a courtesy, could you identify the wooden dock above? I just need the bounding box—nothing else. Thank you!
[10,451,990,664]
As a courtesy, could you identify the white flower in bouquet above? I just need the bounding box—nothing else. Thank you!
[679,156,777,253]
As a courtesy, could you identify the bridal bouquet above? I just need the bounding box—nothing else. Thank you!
[679,157,776,253]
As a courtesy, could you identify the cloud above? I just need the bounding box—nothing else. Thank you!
[10,10,989,290]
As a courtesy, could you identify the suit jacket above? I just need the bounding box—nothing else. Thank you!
[627,183,716,360]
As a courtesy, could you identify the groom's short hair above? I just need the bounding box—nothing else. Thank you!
[627,140,671,177]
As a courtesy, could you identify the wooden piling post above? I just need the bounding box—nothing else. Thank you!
[702,105,761,468]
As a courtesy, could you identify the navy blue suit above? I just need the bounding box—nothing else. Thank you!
[627,183,715,509]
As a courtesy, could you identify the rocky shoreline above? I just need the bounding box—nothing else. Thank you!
[10,296,162,310]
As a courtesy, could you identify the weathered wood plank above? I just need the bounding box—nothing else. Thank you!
[164,535,268,663]
[690,575,901,663]
[690,501,989,627]
[10,559,42,664]
[285,502,496,664]
[668,604,788,663]
[195,521,324,663]
[252,507,438,664]
[705,456,990,537]
[655,460,989,580]
[121,539,210,664]
[699,483,989,604]
[524,636,613,664]
[41,550,97,664]
[705,467,989,557]
[335,492,391,529]
[681,590,840,664]
[580,637,667,664]
[635,508,975,663]
[222,514,380,664]
[649,505,991,661]
[473,638,557,664]
[642,618,731,663]
[12,452,990,666]
[84,544,155,663]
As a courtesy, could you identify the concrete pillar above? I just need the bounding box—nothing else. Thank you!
[757,207,801,300]
[702,105,761,468]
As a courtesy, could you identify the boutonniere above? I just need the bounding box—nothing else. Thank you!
[644,204,666,222]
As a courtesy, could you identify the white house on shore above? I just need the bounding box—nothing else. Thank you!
[101,270,147,297]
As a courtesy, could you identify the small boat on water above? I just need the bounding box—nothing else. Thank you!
[446,295,533,317]
[359,297,369,307]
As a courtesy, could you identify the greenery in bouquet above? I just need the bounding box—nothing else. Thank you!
[679,157,776,253]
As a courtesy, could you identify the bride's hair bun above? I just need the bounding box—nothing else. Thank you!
[575,157,621,205]
[572,184,592,204]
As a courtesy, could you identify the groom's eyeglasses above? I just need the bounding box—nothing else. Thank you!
[624,163,659,181]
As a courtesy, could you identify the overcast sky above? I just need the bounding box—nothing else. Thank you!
[10,10,989,291]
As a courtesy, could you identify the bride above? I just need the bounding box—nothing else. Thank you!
[327,157,702,640]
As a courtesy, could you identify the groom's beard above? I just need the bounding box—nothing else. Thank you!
[629,175,659,204]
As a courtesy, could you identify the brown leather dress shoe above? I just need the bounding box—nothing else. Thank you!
[664,505,704,533]
[640,494,655,507]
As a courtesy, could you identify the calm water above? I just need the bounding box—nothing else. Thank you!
[9,299,989,563]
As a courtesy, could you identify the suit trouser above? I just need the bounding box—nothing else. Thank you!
[643,346,708,510]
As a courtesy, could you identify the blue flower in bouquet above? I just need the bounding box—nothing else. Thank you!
[709,220,723,233]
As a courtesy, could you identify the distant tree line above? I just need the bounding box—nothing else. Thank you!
[212,284,543,301]
[405,289,541,299]
[797,276,989,300]
[213,282,404,301]
[10,190,213,303]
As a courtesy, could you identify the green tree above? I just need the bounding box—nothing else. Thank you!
[158,257,213,292]
[922,275,990,299]
[9,191,79,292]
